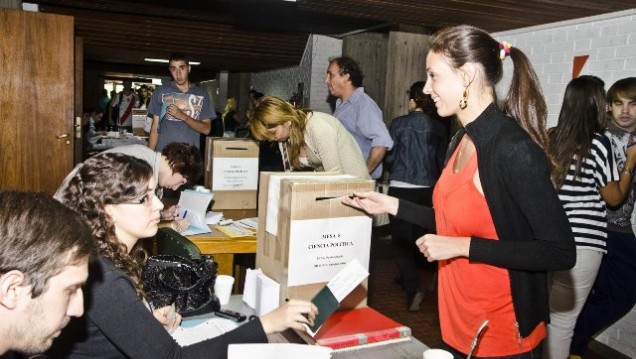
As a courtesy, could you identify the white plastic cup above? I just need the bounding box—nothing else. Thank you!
[423,349,454,359]
[214,275,235,306]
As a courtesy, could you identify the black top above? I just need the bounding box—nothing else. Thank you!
[47,257,268,358]
[396,103,575,337]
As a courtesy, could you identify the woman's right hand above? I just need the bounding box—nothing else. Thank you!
[259,299,318,334]
[341,191,399,216]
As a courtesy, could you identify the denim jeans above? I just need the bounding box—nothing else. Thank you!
[570,230,636,355]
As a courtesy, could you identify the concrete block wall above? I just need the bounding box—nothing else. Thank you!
[250,64,307,103]
[495,9,636,357]
[494,9,636,128]
[250,34,341,114]
[308,34,342,113]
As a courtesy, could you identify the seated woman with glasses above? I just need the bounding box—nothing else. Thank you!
[249,96,370,179]
[48,152,318,358]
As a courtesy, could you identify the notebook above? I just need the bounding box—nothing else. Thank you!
[298,306,411,352]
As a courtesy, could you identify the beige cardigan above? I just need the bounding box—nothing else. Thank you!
[303,112,371,179]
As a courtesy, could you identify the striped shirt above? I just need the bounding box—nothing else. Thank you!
[557,133,619,253]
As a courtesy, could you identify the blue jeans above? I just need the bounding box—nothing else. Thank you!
[570,230,636,355]
[441,342,543,359]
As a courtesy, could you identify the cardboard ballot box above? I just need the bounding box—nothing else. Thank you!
[205,138,259,210]
[256,172,375,309]
[131,109,148,136]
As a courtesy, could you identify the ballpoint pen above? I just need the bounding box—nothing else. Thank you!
[183,210,188,219]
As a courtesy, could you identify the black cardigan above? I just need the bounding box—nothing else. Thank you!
[47,257,268,358]
[396,103,575,337]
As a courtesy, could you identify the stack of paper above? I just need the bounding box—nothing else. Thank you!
[178,190,214,235]
[172,316,238,346]
[228,343,331,359]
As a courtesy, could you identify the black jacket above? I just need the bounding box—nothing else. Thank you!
[396,103,575,337]
[386,111,448,186]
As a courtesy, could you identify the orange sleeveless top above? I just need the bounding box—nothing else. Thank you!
[432,140,545,356]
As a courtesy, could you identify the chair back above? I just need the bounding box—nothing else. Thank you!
[155,228,202,259]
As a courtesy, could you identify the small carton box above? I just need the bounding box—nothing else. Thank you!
[131,109,148,136]
[205,137,260,210]
[256,172,375,309]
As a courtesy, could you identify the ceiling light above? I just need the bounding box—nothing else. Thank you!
[144,58,200,66]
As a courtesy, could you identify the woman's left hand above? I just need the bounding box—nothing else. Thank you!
[152,304,182,333]
[416,234,471,262]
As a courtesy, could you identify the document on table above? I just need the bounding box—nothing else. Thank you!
[228,343,332,359]
[172,316,238,346]
[178,189,214,235]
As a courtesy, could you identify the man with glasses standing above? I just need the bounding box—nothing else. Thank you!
[148,53,216,152]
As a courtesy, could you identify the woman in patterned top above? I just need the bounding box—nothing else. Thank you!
[544,75,636,359]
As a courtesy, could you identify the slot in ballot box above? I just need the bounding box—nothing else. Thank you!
[204,138,259,210]
[256,172,375,309]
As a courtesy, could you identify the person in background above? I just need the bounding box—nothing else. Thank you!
[342,25,575,358]
[222,97,241,135]
[47,153,318,359]
[97,89,110,113]
[111,80,139,133]
[104,90,118,129]
[544,76,636,359]
[570,77,636,358]
[385,81,448,312]
[250,95,370,179]
[148,53,215,152]
[137,84,151,110]
[324,56,393,180]
[0,191,96,359]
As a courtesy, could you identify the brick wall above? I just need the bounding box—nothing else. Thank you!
[495,9,636,357]
[494,9,636,128]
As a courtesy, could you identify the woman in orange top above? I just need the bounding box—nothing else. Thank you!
[343,25,575,358]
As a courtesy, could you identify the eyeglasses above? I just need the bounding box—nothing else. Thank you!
[122,187,163,207]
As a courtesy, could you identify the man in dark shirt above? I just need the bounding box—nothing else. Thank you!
[0,191,96,358]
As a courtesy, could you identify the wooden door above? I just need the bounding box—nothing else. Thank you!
[0,8,74,194]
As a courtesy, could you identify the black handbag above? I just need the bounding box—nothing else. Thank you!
[141,254,221,317]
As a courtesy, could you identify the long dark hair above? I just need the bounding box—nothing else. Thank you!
[549,76,607,189]
[429,25,549,155]
[60,152,153,298]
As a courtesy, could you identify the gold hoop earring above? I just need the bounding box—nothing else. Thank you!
[459,88,468,110]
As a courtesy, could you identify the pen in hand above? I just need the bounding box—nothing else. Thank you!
[183,210,188,219]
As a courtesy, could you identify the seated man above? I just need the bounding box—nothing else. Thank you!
[56,142,202,219]
[0,191,96,358]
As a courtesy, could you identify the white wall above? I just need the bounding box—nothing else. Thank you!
[494,9,636,128]
[495,9,636,357]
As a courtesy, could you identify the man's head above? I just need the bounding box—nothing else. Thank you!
[324,56,364,99]
[159,142,203,190]
[0,191,96,355]
[607,77,636,132]
[90,107,104,123]
[168,52,191,87]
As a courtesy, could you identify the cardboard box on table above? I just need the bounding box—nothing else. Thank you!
[131,109,148,136]
[204,137,259,210]
[256,172,375,309]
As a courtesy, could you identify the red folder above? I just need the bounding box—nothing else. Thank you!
[301,307,411,351]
